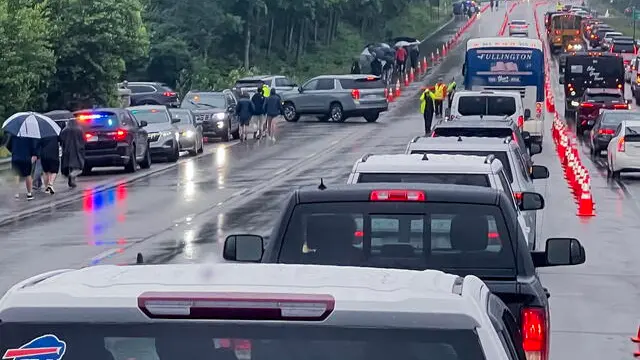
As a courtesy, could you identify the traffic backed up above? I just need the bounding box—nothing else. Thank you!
[223,183,587,360]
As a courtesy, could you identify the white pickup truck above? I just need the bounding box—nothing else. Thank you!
[446,90,543,146]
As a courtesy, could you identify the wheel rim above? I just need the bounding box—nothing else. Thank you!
[331,107,342,121]
[284,106,295,120]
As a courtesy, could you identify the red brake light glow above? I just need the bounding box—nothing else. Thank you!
[138,292,335,321]
[580,102,594,107]
[162,91,176,97]
[366,76,376,80]
[613,103,628,109]
[84,133,93,140]
[522,307,547,360]
[618,137,625,152]
[598,128,615,135]
[517,115,524,128]
[351,89,360,100]
[115,129,127,141]
[370,190,425,201]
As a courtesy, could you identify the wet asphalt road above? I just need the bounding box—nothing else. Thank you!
[0,3,637,359]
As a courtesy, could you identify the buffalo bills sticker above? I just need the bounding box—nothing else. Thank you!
[2,335,66,360]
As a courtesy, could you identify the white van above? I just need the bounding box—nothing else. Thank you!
[447,90,542,145]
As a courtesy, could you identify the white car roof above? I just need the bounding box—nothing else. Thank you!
[407,136,516,152]
[354,153,497,174]
[454,90,522,98]
[0,263,486,328]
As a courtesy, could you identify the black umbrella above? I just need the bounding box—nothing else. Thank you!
[392,36,419,43]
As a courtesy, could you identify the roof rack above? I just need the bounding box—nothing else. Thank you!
[410,136,421,143]
[361,153,373,162]
[457,136,463,142]
[503,137,512,144]
[484,154,495,164]
[422,153,429,160]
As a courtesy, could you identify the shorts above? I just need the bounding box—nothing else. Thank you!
[11,161,32,178]
[41,157,60,173]
[239,117,251,126]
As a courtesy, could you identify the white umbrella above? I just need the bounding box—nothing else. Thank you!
[2,112,61,139]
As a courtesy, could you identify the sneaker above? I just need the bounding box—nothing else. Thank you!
[46,186,55,195]
[26,193,34,200]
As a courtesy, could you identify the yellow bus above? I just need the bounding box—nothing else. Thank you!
[549,13,583,53]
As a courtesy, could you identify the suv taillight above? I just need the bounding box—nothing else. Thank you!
[351,89,360,100]
[370,190,425,201]
[163,91,176,97]
[522,307,547,360]
[517,115,524,128]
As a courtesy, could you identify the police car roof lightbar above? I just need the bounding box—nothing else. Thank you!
[138,292,335,321]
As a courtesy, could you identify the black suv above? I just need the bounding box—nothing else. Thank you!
[73,108,152,174]
[121,82,180,107]
[180,90,240,141]
[222,183,587,360]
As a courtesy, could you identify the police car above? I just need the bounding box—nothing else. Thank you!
[0,263,525,360]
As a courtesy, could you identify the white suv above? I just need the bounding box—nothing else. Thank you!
[0,263,526,360]
[347,152,535,249]
[404,136,549,249]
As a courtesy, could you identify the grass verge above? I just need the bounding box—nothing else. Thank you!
[0,146,9,158]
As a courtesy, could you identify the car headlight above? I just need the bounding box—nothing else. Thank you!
[217,121,225,128]
[160,131,173,137]
[214,113,226,120]
[571,100,579,106]
[183,130,195,138]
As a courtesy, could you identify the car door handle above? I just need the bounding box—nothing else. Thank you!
[543,287,550,299]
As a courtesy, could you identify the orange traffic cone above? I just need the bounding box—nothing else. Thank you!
[436,48,440,61]
[386,86,394,102]
[422,57,428,73]
[394,79,401,98]
[404,72,409,86]
[431,52,435,64]
[442,43,447,57]
[632,326,640,357]
[409,67,415,82]
[576,183,595,216]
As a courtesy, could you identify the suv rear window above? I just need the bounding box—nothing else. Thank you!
[74,112,120,129]
[410,150,513,182]
[279,202,516,275]
[0,324,487,360]
[339,78,385,89]
[129,108,170,124]
[458,96,516,116]
[586,93,623,102]
[357,173,490,187]
[234,80,263,88]
[433,126,512,138]
[611,41,635,53]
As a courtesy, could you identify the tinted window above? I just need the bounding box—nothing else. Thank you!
[0,324,487,360]
[275,78,293,86]
[611,42,635,53]
[433,126,513,139]
[552,14,581,29]
[626,126,640,134]
[410,150,513,182]
[513,148,531,182]
[316,79,335,90]
[586,93,623,102]
[340,78,386,89]
[358,173,490,186]
[303,80,319,91]
[279,202,516,273]
[130,109,170,124]
[497,170,517,210]
[234,80,263,89]
[511,20,527,25]
[458,97,516,116]
[170,110,193,125]
[601,112,638,126]
[181,93,226,109]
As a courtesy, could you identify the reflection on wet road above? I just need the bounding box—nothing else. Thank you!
[0,4,638,360]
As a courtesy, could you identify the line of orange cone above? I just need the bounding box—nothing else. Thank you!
[632,326,639,357]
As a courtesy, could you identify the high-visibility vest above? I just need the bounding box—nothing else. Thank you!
[420,90,436,113]
[262,84,270,97]
[556,3,562,10]
[434,83,446,100]
[447,81,457,92]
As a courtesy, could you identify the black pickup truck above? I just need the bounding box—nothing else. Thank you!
[223,183,586,360]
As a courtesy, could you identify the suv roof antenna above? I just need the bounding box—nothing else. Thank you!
[136,252,144,265]
[318,178,327,190]
[457,136,463,141]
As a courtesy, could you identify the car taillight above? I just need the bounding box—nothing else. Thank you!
[555,30,561,34]
[522,307,547,360]
[138,292,335,320]
[370,190,425,201]
[580,102,594,107]
[351,89,360,100]
[599,128,615,135]
[431,132,437,137]
[517,115,524,128]
[618,137,625,152]
[575,30,580,35]
[114,129,127,141]
[613,103,628,109]
[162,91,176,97]
[84,133,94,141]
[590,34,594,39]
[618,83,623,89]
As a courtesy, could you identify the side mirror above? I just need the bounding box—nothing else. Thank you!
[524,109,531,119]
[171,117,181,124]
[223,234,264,262]
[298,86,303,93]
[291,83,298,87]
[139,120,148,127]
[519,191,545,211]
[532,238,586,267]
[529,142,542,155]
[531,164,549,179]
[559,77,565,84]
[227,106,235,113]
[521,131,531,141]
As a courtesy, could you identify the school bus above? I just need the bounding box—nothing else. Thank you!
[548,13,583,53]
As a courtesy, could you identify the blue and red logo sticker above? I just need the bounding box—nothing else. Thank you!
[3,335,66,360]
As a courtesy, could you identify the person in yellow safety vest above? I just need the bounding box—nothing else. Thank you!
[420,88,436,136]
[447,79,457,110]
[261,83,271,98]
[556,2,562,11]
[433,78,447,117]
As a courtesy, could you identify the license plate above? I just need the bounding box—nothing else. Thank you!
[87,135,98,142]
[366,94,379,99]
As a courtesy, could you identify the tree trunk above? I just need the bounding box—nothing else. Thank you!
[295,18,305,64]
[267,16,274,57]
[287,22,295,53]
[244,5,252,69]
[314,19,318,42]
[325,10,333,45]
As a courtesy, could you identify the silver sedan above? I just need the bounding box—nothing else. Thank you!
[169,108,204,155]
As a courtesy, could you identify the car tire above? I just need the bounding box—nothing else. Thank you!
[283,103,300,122]
[635,94,640,106]
[231,124,240,140]
[168,142,179,162]
[222,123,231,142]
[329,102,345,122]
[140,146,152,169]
[125,145,137,173]
[364,112,380,123]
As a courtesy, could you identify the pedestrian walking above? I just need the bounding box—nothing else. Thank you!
[251,87,266,139]
[37,135,61,194]
[410,46,420,73]
[263,88,283,141]
[235,93,255,142]
[420,88,437,136]
[6,134,38,200]
[394,46,408,75]
[59,119,85,188]
[433,78,447,117]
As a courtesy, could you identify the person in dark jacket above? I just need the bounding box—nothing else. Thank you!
[59,119,85,188]
[350,59,361,74]
[263,88,283,140]
[370,58,382,76]
[235,93,255,142]
[7,135,38,200]
[251,88,266,139]
[37,136,61,194]
[410,46,420,73]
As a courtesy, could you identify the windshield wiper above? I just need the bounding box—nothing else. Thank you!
[189,100,218,109]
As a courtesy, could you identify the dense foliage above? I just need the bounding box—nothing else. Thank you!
[0,0,450,127]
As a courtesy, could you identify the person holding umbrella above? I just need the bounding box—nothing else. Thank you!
[2,112,61,200]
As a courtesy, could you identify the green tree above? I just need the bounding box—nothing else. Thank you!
[46,0,149,110]
[0,0,54,121]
